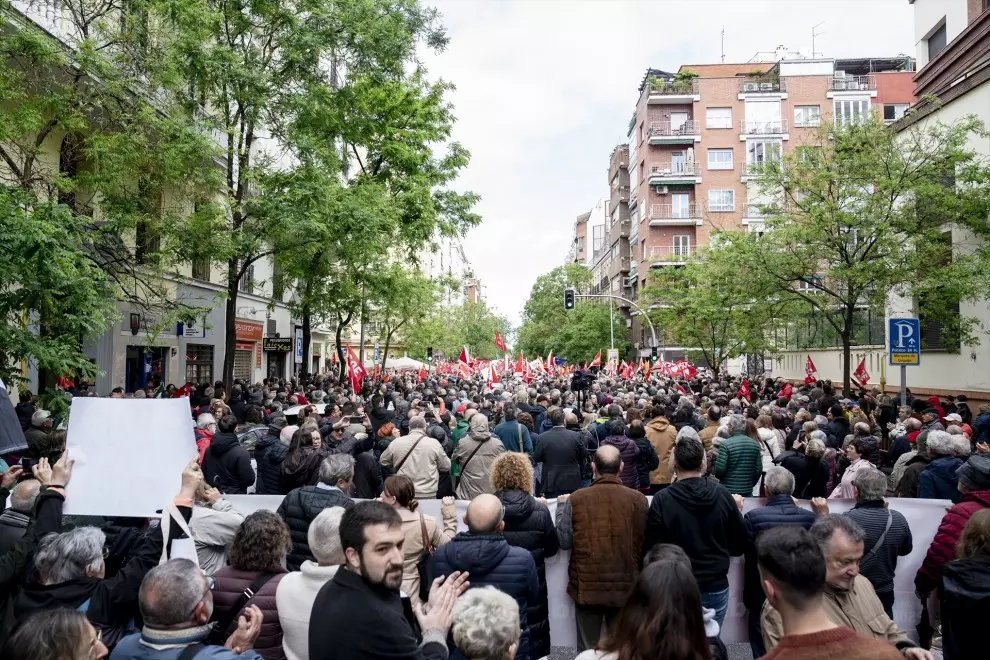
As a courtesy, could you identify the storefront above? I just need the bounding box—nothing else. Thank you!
[177,284,226,388]
[312,342,322,375]
[234,319,263,383]
[263,337,291,382]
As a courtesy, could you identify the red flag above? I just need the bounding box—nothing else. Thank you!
[676,360,698,380]
[620,362,633,379]
[346,345,367,394]
[678,383,689,395]
[174,383,192,398]
[515,352,525,374]
[545,351,554,373]
[418,366,428,383]
[737,379,751,402]
[589,351,602,368]
[780,382,793,401]
[852,358,870,387]
[643,360,651,380]
[494,330,507,352]
[805,355,818,385]
[458,346,471,379]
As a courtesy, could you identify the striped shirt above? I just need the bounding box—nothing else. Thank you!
[843,500,913,594]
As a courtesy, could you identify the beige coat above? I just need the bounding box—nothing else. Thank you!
[397,502,457,606]
[761,574,913,652]
[453,426,505,501]
[380,430,451,499]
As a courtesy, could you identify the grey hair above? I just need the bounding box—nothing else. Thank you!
[927,430,954,457]
[715,425,732,440]
[35,527,106,584]
[949,434,972,458]
[945,425,963,436]
[139,558,207,626]
[814,415,829,427]
[452,586,521,660]
[852,468,887,501]
[308,507,346,566]
[319,454,355,487]
[10,479,40,513]
[906,417,922,430]
[802,421,818,435]
[514,390,529,405]
[854,422,872,436]
[725,414,747,435]
[408,416,427,431]
[196,413,217,430]
[810,514,865,550]
[808,430,827,444]
[764,466,795,496]
[806,438,826,459]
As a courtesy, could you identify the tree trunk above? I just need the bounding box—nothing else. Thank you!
[334,311,353,385]
[301,301,311,378]
[381,328,393,372]
[841,307,855,397]
[222,259,239,387]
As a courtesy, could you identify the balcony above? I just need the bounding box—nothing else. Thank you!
[738,79,786,96]
[648,162,701,185]
[608,256,631,277]
[647,79,701,104]
[648,245,694,265]
[740,159,782,180]
[740,119,788,137]
[828,75,876,93]
[648,120,701,145]
[648,203,703,226]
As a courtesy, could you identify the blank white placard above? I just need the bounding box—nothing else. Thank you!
[65,397,197,517]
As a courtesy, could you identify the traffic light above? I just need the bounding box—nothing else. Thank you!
[652,346,658,360]
[564,288,575,310]
[427,347,433,361]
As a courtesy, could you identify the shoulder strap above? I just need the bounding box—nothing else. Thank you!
[178,644,206,660]
[459,439,486,476]
[517,423,523,451]
[419,514,434,554]
[864,510,893,561]
[395,435,425,472]
[213,572,277,641]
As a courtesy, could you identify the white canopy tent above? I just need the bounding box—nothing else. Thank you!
[361,356,425,370]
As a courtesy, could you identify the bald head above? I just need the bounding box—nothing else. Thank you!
[10,479,40,513]
[565,412,579,426]
[465,494,505,534]
[593,445,622,477]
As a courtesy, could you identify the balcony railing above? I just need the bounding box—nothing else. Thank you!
[649,120,700,137]
[744,204,767,217]
[829,75,876,92]
[739,79,786,94]
[649,203,701,221]
[648,79,700,96]
[650,162,700,177]
[740,119,788,135]
[741,160,782,176]
[649,245,694,262]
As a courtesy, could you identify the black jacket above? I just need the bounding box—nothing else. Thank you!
[0,509,30,556]
[533,427,587,495]
[428,533,540,660]
[942,555,990,660]
[279,446,326,493]
[277,486,354,570]
[254,431,289,495]
[779,451,830,499]
[645,476,747,592]
[354,450,383,499]
[631,436,660,490]
[309,567,445,660]
[497,489,559,660]
[566,423,598,481]
[742,494,817,611]
[369,407,395,438]
[520,404,547,435]
[824,418,850,449]
[202,431,255,494]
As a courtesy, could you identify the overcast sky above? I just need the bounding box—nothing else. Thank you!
[421,0,915,324]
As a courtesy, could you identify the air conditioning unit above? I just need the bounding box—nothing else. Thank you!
[655,185,669,195]
[761,83,774,91]
[743,82,760,92]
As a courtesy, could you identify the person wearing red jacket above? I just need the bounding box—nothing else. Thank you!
[915,454,990,597]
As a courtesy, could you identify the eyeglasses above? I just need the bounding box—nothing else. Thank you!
[188,575,216,617]
[89,628,103,659]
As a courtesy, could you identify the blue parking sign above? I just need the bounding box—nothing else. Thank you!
[888,318,921,366]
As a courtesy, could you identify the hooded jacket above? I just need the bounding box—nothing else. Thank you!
[645,417,677,484]
[743,494,816,611]
[452,417,506,501]
[279,446,325,494]
[918,456,964,503]
[600,435,641,489]
[428,533,540,660]
[941,555,990,660]
[916,488,990,596]
[645,476,747,592]
[497,489,559,660]
[202,431,256,494]
[254,431,290,495]
[630,435,659,491]
[756,427,780,474]
[974,411,990,447]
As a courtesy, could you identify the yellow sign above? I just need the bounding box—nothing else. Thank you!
[891,354,919,365]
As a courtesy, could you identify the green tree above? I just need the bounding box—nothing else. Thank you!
[729,115,990,394]
[404,301,509,362]
[368,265,440,367]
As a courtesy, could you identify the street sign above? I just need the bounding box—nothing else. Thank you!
[888,318,921,366]
[294,328,304,364]
[607,348,619,363]
[373,343,380,364]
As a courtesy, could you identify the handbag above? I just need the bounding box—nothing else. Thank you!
[416,514,435,603]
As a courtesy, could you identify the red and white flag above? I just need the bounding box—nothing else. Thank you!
[805,356,818,385]
[643,360,651,380]
[589,351,602,368]
[620,362,633,379]
[494,330,507,352]
[737,378,751,402]
[346,345,367,394]
[853,358,870,387]
[545,351,554,373]
[458,347,471,379]
[515,351,525,374]
[676,360,698,380]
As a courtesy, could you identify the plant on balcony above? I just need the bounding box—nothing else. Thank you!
[672,69,699,93]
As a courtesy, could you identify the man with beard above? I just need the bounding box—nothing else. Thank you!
[309,501,469,660]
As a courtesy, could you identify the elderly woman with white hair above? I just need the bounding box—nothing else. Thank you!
[452,587,521,660]
[194,412,217,465]
[276,507,347,660]
[918,431,971,503]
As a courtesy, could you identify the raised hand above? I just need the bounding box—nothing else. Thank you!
[1,465,24,490]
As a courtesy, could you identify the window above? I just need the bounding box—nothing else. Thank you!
[794,105,821,127]
[745,100,782,132]
[707,149,733,170]
[185,344,214,385]
[673,235,691,256]
[272,262,285,301]
[883,104,910,122]
[669,112,689,131]
[191,257,210,282]
[639,122,646,143]
[671,193,691,218]
[708,189,735,212]
[835,99,870,126]
[575,236,585,252]
[747,141,781,172]
[135,221,160,265]
[796,276,824,293]
[238,264,255,294]
[706,107,732,129]
[928,23,947,62]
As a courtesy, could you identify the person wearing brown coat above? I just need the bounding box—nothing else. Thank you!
[555,445,648,652]
[210,511,291,660]
[645,413,678,491]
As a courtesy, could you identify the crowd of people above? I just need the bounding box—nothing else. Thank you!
[1,368,989,660]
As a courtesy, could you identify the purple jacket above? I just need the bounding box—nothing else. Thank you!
[601,435,641,489]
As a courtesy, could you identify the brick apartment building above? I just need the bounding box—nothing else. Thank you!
[597,55,917,360]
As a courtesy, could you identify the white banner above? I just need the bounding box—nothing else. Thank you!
[223,494,949,647]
